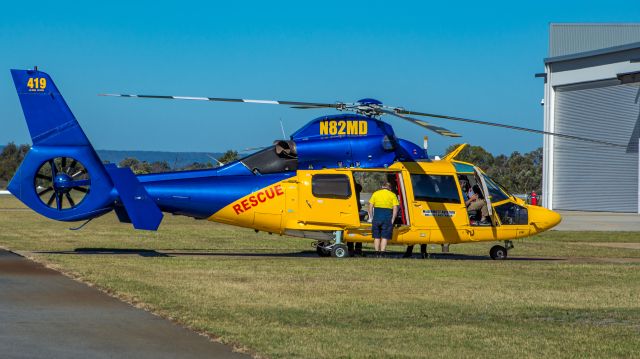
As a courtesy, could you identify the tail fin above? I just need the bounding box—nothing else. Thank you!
[8,69,162,230]
[10,69,91,147]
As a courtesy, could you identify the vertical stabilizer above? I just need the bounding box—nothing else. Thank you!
[10,69,91,146]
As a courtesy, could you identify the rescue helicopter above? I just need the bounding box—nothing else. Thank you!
[8,68,623,259]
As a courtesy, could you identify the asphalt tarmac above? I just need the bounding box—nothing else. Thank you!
[555,211,640,231]
[0,249,248,359]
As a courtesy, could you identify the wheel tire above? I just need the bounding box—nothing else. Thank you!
[316,242,331,257]
[490,245,508,260]
[331,244,348,259]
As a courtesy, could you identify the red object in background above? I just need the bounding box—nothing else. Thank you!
[530,191,538,206]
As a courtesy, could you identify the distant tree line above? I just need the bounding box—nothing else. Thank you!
[1,142,538,192]
[445,144,542,194]
[0,143,29,188]
[114,150,240,175]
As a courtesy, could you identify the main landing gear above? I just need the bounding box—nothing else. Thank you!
[315,231,349,259]
[490,240,514,260]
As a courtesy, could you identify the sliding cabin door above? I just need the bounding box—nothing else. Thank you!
[297,170,360,228]
[407,172,469,243]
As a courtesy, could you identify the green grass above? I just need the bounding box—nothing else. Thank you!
[1,196,639,358]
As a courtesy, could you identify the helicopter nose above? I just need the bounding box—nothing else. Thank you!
[528,205,562,234]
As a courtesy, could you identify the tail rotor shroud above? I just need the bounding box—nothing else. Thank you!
[34,157,91,211]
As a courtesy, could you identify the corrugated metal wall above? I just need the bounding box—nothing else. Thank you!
[550,24,640,57]
[553,83,639,212]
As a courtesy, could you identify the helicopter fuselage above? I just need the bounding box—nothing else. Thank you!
[135,156,561,246]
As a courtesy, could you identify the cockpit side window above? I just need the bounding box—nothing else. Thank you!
[495,202,528,225]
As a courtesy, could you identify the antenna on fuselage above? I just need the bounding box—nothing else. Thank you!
[207,154,224,167]
[279,118,287,139]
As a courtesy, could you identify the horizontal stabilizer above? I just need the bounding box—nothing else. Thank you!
[105,164,163,231]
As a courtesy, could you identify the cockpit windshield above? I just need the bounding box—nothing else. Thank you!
[481,174,510,203]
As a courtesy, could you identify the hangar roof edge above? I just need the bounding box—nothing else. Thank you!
[544,41,640,64]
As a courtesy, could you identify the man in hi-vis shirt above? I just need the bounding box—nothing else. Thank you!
[368,182,399,258]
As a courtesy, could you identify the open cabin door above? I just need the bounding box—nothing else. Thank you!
[297,170,360,228]
[405,168,469,243]
[473,167,493,217]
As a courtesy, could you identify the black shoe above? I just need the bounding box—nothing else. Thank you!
[379,252,386,258]
[354,251,365,257]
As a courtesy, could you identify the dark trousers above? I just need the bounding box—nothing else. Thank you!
[347,242,363,254]
[404,244,427,257]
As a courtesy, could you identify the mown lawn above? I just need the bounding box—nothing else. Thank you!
[0,196,639,358]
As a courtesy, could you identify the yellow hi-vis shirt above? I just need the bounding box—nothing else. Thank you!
[369,189,399,209]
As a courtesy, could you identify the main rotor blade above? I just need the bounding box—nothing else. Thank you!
[99,93,342,109]
[381,110,461,138]
[396,109,626,148]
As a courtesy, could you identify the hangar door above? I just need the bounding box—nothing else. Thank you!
[553,81,639,212]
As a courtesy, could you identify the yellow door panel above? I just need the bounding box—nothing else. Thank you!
[404,171,470,244]
[297,170,360,228]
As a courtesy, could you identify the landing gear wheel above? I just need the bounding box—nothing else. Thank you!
[316,241,331,257]
[490,245,508,260]
[331,244,349,258]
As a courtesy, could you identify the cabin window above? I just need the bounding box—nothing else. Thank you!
[495,202,528,225]
[410,174,461,204]
[312,174,352,199]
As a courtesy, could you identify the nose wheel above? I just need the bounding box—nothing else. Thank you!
[490,241,513,260]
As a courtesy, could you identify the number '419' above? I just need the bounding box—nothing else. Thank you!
[27,77,47,90]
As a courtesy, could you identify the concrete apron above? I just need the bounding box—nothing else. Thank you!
[555,211,640,231]
[0,249,249,359]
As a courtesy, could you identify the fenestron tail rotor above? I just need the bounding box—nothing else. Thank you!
[100,93,627,147]
[34,157,91,211]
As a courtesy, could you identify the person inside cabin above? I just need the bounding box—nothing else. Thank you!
[348,182,365,257]
[465,184,490,225]
[460,179,471,202]
[368,182,399,258]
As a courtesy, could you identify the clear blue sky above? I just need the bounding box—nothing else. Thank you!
[1,1,639,156]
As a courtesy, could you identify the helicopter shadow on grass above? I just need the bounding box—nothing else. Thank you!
[34,248,319,258]
[33,248,560,261]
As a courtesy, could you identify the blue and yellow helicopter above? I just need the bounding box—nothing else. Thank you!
[11,68,616,259]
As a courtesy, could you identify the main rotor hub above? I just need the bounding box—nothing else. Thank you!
[355,98,383,117]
